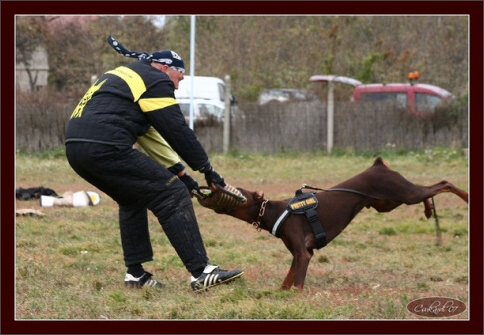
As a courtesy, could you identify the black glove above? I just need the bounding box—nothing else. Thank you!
[204,167,226,188]
[167,162,185,175]
[179,173,199,192]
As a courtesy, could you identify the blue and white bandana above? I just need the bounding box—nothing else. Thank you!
[107,35,185,73]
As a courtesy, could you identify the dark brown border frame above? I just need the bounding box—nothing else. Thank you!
[2,2,482,334]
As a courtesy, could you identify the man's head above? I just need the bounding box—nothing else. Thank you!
[150,50,185,89]
[107,36,184,72]
[106,36,186,88]
[151,50,185,74]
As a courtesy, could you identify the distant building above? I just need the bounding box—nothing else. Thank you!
[16,45,49,92]
[16,16,99,92]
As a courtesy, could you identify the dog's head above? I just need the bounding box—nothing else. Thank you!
[220,187,266,223]
[197,186,265,223]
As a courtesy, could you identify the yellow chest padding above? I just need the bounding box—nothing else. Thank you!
[107,66,178,112]
[106,66,146,102]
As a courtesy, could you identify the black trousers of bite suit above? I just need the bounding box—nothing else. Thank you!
[65,142,209,274]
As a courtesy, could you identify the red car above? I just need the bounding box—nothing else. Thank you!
[310,73,454,115]
[351,82,453,115]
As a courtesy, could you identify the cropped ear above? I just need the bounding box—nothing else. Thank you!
[373,156,391,169]
[255,191,265,201]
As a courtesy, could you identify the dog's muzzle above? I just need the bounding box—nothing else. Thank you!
[193,184,246,211]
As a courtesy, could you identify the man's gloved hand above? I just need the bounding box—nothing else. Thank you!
[179,173,199,193]
[204,167,226,188]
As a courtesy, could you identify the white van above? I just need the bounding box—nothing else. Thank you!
[175,76,236,121]
[175,76,227,103]
[178,98,224,122]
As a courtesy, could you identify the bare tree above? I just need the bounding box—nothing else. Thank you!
[165,15,468,101]
[16,16,49,91]
[16,15,469,99]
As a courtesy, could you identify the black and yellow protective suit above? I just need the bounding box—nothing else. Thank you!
[65,59,211,275]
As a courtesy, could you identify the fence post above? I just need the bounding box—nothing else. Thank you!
[309,75,363,154]
[327,80,334,154]
[223,75,231,153]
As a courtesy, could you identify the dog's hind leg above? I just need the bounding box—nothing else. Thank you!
[399,181,468,205]
[430,181,468,203]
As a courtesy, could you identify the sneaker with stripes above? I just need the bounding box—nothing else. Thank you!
[124,271,165,288]
[190,264,244,292]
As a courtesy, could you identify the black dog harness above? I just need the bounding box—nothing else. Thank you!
[272,188,327,249]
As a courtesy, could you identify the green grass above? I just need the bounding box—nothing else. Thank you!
[14,148,469,320]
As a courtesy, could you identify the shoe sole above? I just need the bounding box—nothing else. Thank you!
[124,281,166,288]
[192,271,244,293]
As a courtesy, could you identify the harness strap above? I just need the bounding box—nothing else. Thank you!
[271,192,327,249]
[272,209,289,236]
[270,184,372,249]
[305,208,327,249]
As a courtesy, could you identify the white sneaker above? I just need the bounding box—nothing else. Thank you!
[190,264,243,292]
[124,272,165,288]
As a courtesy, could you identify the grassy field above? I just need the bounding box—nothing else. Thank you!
[14,148,469,323]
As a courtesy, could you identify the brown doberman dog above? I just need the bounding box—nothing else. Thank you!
[203,157,469,291]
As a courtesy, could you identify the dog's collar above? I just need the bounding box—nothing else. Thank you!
[252,200,268,231]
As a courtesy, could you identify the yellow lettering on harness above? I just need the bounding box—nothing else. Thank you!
[290,197,316,210]
[306,198,316,205]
